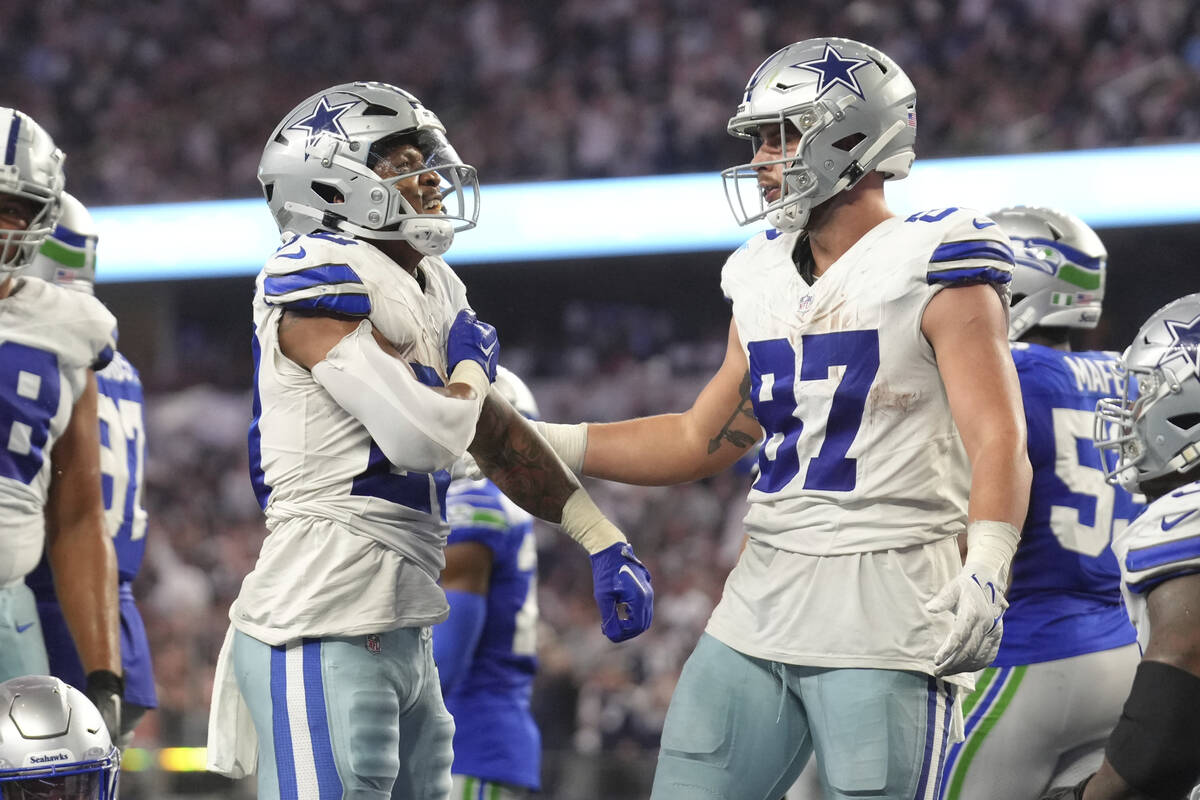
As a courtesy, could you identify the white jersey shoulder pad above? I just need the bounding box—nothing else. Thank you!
[12,277,118,370]
[262,232,379,318]
[903,206,1015,289]
[1120,480,1200,595]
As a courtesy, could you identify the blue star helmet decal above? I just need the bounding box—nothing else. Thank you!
[1163,313,1200,374]
[795,43,872,100]
[288,95,358,149]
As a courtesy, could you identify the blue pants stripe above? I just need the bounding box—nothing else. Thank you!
[301,639,343,799]
[270,645,299,800]
[914,678,939,799]
[933,685,953,799]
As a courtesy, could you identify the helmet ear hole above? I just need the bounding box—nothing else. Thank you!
[1168,413,1200,432]
[831,132,867,152]
[310,182,343,204]
[263,183,274,203]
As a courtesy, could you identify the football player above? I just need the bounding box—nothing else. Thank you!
[205,83,652,800]
[942,207,1141,798]
[24,192,158,748]
[535,37,1030,800]
[0,108,123,743]
[1043,293,1200,799]
[435,367,543,800]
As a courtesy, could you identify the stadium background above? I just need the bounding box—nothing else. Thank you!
[4,1,1200,797]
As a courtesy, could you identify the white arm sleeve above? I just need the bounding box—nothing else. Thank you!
[311,320,483,473]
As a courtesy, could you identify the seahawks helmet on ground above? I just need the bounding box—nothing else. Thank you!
[991,206,1106,341]
[0,676,120,799]
[722,38,916,232]
[259,82,479,256]
[25,193,97,293]
[0,108,66,274]
[1095,293,1200,492]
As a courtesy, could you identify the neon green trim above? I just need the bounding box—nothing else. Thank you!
[469,510,508,529]
[960,666,998,717]
[1058,263,1102,290]
[946,665,1028,799]
[489,782,501,800]
[37,238,86,268]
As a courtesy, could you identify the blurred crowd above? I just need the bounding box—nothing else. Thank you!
[1,0,1198,205]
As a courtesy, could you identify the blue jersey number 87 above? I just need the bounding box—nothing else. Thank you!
[748,330,879,494]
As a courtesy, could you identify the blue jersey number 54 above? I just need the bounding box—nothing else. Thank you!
[748,330,879,493]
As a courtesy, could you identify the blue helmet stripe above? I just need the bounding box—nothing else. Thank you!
[51,224,90,249]
[4,113,19,165]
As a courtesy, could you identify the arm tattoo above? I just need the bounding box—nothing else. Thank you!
[707,370,758,455]
[470,394,579,523]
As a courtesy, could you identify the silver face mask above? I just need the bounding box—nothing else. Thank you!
[1095,292,1200,492]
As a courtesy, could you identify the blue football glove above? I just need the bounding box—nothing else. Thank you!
[447,309,499,381]
[589,543,654,642]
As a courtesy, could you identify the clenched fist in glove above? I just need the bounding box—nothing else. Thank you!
[926,520,1019,676]
[590,542,654,642]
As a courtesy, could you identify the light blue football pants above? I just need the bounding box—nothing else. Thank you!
[233,627,454,800]
[0,580,49,681]
[652,633,956,800]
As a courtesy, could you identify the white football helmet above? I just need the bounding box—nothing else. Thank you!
[991,205,1106,341]
[0,676,120,799]
[1095,293,1200,492]
[25,193,97,293]
[0,108,66,274]
[259,82,479,256]
[722,38,916,232]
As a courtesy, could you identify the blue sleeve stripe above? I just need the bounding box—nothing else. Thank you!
[1127,566,1200,595]
[264,264,363,297]
[927,266,1013,286]
[1125,533,1200,573]
[930,240,1015,265]
[279,293,371,317]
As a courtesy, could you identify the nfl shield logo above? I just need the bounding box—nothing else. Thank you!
[366,634,381,654]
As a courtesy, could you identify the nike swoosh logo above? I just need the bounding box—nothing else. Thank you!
[1162,510,1197,531]
[15,622,34,634]
[972,218,996,229]
[480,340,497,358]
[278,245,307,260]
[618,564,647,593]
[1171,485,1200,498]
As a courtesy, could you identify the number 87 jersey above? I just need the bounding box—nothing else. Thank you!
[721,207,1013,556]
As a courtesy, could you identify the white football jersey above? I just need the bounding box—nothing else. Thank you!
[235,232,471,639]
[721,207,1013,556]
[1111,479,1200,649]
[0,276,117,583]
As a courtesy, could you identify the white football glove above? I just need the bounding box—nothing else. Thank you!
[926,520,1019,676]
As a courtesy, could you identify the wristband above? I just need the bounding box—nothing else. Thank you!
[964,520,1020,584]
[533,421,588,474]
[85,669,125,700]
[560,488,626,554]
[448,359,490,404]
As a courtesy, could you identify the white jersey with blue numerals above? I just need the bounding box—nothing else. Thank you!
[1112,479,1200,649]
[443,478,541,791]
[720,208,1013,556]
[995,344,1140,666]
[0,276,116,584]
[234,232,471,643]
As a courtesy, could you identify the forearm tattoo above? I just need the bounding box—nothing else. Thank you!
[470,395,579,523]
[707,370,758,455]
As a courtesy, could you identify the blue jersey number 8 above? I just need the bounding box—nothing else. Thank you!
[0,341,62,486]
[748,330,879,493]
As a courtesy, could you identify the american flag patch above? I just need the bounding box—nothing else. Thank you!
[907,107,917,128]
[366,634,381,654]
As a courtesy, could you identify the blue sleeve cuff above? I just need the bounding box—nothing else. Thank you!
[432,589,487,695]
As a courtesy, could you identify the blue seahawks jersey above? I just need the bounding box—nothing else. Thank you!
[442,478,540,790]
[994,344,1140,666]
[27,351,148,592]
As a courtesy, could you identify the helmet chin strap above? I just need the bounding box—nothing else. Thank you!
[769,118,908,234]
[281,201,455,256]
